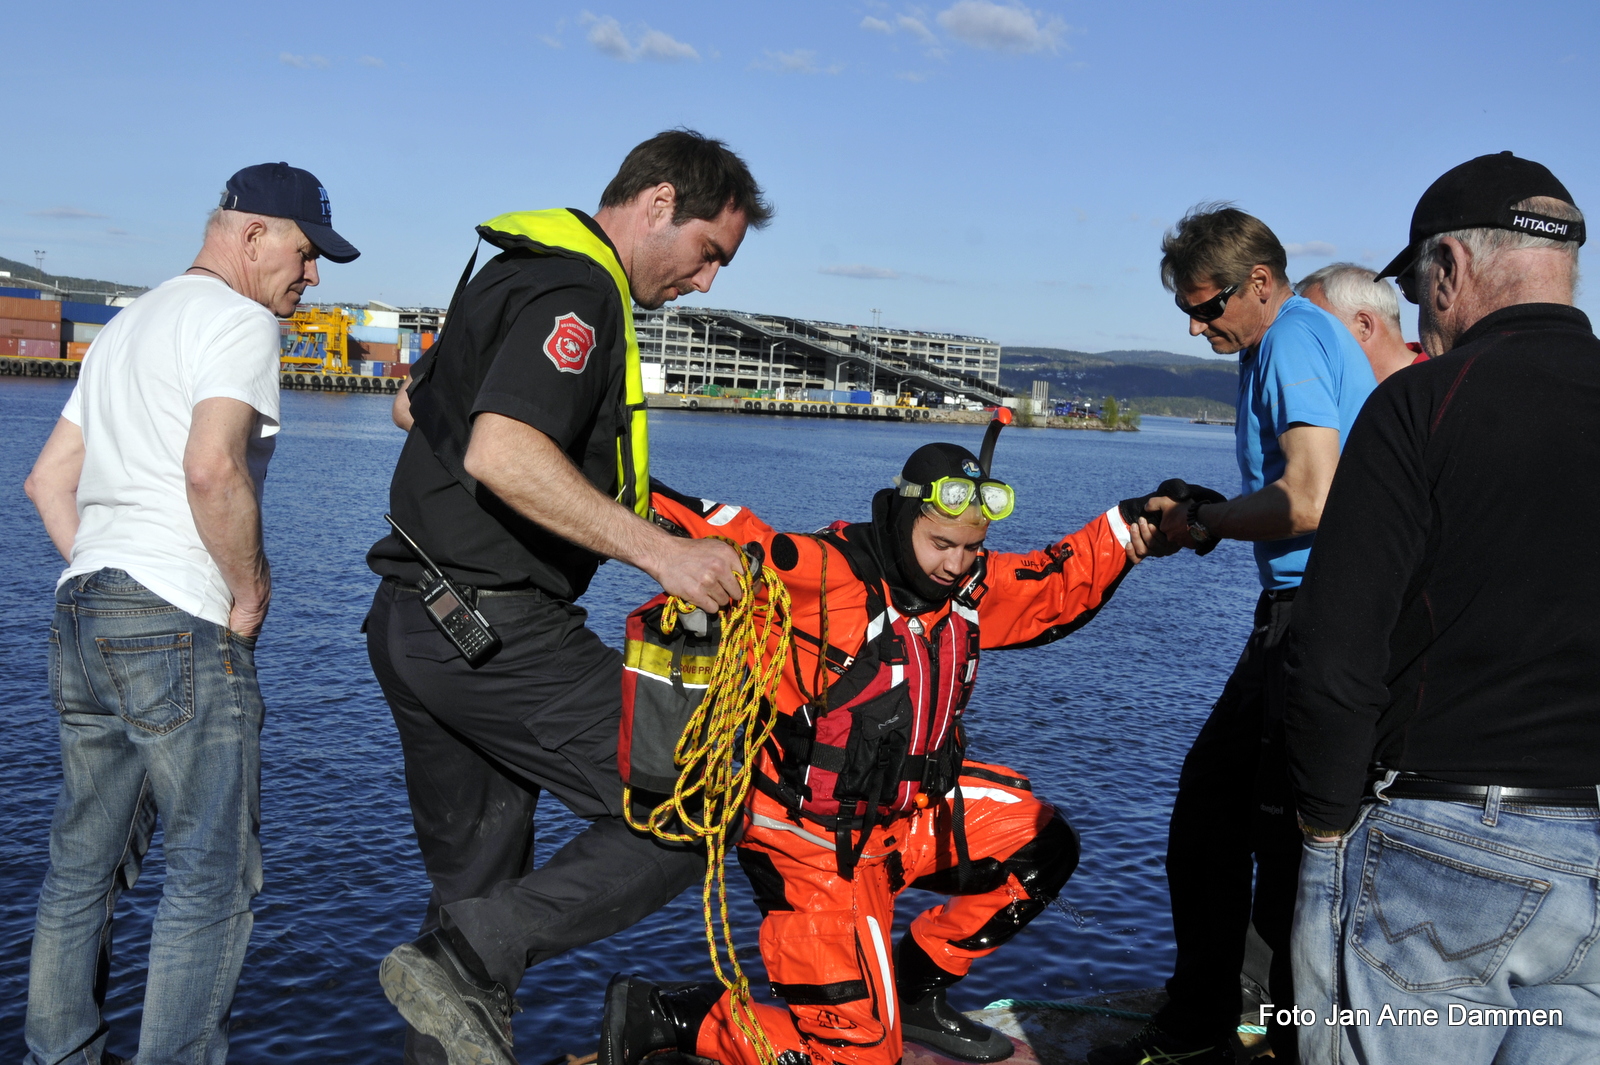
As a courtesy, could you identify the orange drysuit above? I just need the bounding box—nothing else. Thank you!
[648,486,1137,1065]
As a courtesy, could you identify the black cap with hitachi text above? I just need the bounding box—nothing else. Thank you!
[1376,151,1584,281]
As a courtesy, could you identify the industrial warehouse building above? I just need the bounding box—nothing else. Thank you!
[634,306,1006,405]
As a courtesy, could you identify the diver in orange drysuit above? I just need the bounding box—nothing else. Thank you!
[600,420,1198,1065]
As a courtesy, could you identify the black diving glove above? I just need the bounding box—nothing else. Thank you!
[1118,479,1228,556]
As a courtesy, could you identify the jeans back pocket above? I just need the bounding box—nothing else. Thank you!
[95,632,195,735]
[1351,827,1550,992]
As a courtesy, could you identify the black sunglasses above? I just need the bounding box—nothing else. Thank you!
[1175,283,1239,323]
[1396,268,1420,305]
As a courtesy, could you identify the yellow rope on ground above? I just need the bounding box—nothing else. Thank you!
[624,540,792,1065]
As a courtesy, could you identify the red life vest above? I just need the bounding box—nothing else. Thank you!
[758,527,986,875]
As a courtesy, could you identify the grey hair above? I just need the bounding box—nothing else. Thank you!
[204,207,302,241]
[1295,262,1401,330]
[1414,196,1582,288]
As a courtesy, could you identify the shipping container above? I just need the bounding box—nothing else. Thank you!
[0,317,61,340]
[2,337,63,358]
[0,296,61,323]
[60,300,120,326]
[350,340,400,362]
[66,342,90,360]
[420,332,435,350]
[359,309,401,330]
[0,286,40,300]
[350,324,401,344]
[849,390,871,404]
[62,321,103,343]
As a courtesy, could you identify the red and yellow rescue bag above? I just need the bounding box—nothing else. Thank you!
[619,595,722,801]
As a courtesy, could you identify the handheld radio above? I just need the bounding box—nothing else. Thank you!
[384,514,502,667]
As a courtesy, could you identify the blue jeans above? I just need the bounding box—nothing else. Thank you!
[1292,792,1600,1064]
[25,570,265,1065]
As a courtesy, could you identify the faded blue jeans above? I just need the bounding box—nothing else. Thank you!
[25,570,265,1065]
[1292,791,1600,1065]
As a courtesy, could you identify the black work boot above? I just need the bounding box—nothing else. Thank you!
[599,973,724,1065]
[1085,1020,1234,1065]
[894,933,1014,1063]
[379,928,517,1065]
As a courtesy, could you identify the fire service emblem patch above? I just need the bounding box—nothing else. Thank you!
[543,313,597,374]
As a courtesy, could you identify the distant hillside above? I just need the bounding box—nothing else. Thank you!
[0,255,148,300]
[1001,345,1238,416]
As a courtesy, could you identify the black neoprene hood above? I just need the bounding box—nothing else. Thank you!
[880,442,987,604]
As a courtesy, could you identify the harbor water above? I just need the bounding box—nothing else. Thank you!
[0,380,1256,1062]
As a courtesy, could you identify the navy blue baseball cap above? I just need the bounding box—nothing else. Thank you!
[219,162,360,263]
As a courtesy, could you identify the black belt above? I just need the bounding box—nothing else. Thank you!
[385,575,545,605]
[1368,775,1599,807]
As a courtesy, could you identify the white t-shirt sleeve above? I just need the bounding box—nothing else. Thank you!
[62,383,83,425]
[190,305,283,433]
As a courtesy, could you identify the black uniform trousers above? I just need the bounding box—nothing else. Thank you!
[1154,591,1302,1062]
[366,579,705,1064]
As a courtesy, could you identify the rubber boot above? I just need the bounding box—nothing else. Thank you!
[599,974,724,1065]
[895,933,1014,1063]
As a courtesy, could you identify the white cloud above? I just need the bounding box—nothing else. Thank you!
[821,264,901,279]
[32,207,108,219]
[638,28,700,61]
[279,52,330,69]
[540,34,563,49]
[106,227,130,236]
[897,15,940,48]
[358,55,385,67]
[1284,241,1338,258]
[861,16,893,33]
[936,1,1065,53]
[896,70,931,82]
[756,49,843,75]
[585,16,633,60]
[583,14,699,62]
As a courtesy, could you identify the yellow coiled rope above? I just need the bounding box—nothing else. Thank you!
[624,540,792,1065]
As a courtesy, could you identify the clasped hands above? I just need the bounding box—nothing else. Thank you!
[1119,479,1228,564]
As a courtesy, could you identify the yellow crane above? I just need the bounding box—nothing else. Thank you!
[281,307,356,375]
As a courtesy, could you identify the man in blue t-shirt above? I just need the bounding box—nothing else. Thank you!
[1090,207,1375,1065]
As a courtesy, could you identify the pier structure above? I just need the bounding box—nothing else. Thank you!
[635,307,1010,407]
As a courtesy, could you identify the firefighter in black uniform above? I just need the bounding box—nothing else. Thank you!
[366,130,772,1065]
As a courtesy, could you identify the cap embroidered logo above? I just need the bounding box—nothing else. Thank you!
[544,312,598,374]
[961,460,982,477]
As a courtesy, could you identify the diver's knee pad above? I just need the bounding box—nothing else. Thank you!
[949,814,1079,952]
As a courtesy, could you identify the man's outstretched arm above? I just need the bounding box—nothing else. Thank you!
[464,412,740,612]
[1160,423,1340,547]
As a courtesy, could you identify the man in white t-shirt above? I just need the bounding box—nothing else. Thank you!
[21,163,358,1065]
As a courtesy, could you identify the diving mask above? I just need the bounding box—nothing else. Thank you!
[895,475,1015,520]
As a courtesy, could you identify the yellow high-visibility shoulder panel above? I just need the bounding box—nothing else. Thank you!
[478,209,650,518]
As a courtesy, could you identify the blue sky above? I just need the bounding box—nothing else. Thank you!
[3,0,1596,357]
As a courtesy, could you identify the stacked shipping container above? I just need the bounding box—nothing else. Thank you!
[0,293,63,358]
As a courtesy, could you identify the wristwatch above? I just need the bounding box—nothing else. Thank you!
[1186,498,1215,546]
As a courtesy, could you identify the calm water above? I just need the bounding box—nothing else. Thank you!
[0,382,1256,1063]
